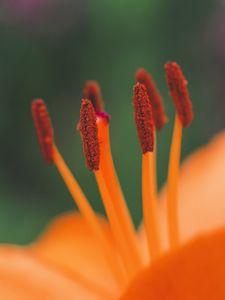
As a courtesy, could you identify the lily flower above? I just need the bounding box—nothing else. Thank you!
[1,62,225,299]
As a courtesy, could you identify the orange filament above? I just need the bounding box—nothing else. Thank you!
[97,117,144,270]
[31,99,54,164]
[136,68,168,130]
[165,62,193,127]
[153,134,158,198]
[83,80,105,112]
[94,169,138,278]
[167,115,182,248]
[52,145,126,288]
[142,151,161,260]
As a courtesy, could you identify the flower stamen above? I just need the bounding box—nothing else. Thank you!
[136,69,167,227]
[97,115,144,272]
[32,99,125,288]
[79,100,141,279]
[133,83,161,260]
[84,79,145,270]
[165,62,193,249]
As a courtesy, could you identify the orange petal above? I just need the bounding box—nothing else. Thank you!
[31,212,122,297]
[0,246,111,300]
[158,130,225,249]
[121,227,225,299]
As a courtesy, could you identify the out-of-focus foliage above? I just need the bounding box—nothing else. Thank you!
[0,0,224,244]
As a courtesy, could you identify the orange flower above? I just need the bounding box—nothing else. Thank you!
[1,62,225,299]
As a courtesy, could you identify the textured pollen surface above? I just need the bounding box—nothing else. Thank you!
[165,62,193,127]
[136,68,167,130]
[133,83,154,153]
[31,99,54,164]
[79,99,100,171]
[83,81,104,112]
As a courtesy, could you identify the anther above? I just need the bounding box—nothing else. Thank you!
[31,99,54,164]
[133,83,154,153]
[83,81,105,112]
[136,68,168,130]
[165,62,193,127]
[79,99,100,171]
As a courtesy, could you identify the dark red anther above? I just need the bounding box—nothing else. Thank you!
[133,83,154,153]
[83,81,104,112]
[79,99,100,171]
[136,68,168,130]
[31,99,54,164]
[165,62,193,127]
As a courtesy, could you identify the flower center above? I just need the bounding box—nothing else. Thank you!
[31,61,193,295]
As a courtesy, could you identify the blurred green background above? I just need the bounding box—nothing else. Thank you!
[1,0,225,244]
